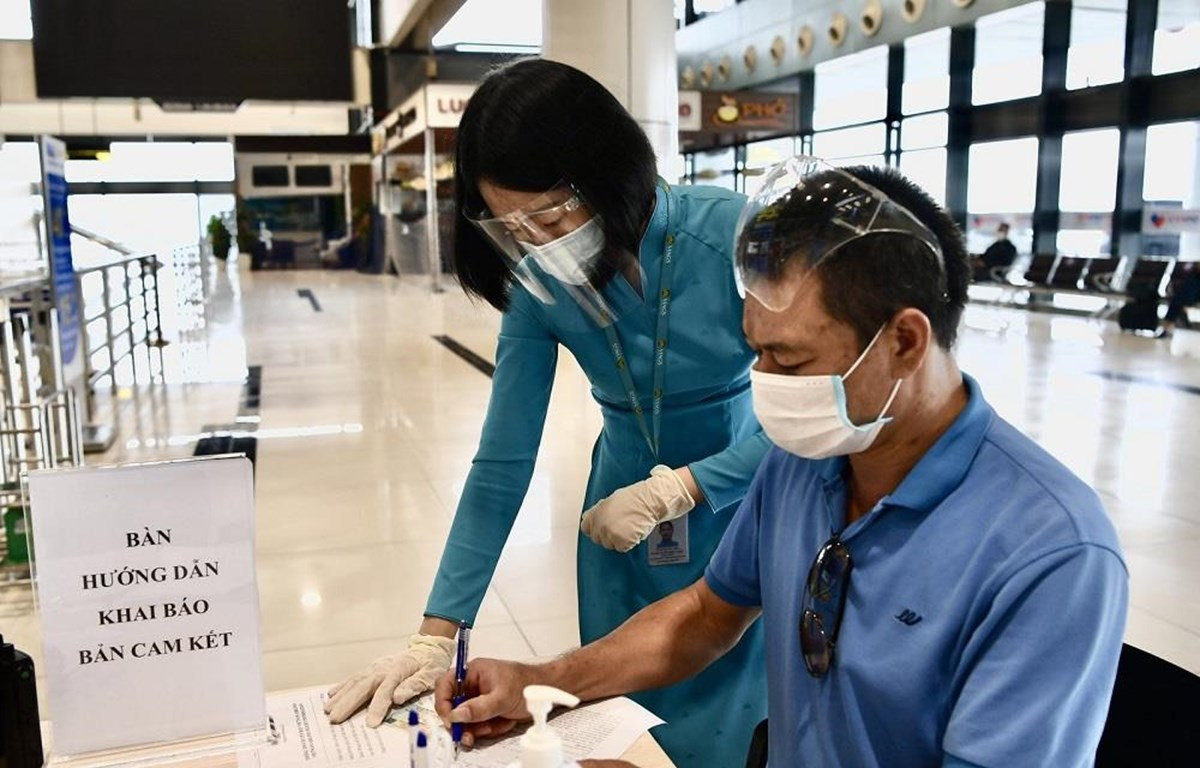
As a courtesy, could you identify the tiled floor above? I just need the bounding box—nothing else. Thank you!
[5,255,1200,717]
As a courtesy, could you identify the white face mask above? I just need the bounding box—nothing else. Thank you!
[751,326,903,460]
[521,217,605,286]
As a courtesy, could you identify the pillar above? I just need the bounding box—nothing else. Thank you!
[542,0,680,177]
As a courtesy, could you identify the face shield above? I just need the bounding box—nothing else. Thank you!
[466,182,641,328]
[734,156,944,312]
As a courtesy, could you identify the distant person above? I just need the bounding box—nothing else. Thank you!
[973,222,1017,282]
[1162,263,1200,336]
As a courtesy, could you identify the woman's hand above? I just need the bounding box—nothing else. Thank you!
[324,619,458,727]
[580,466,699,552]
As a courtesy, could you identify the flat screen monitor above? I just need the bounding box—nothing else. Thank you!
[31,0,353,102]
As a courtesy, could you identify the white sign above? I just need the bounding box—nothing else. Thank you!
[28,456,265,757]
[678,90,702,132]
[425,83,477,129]
[1143,206,1200,235]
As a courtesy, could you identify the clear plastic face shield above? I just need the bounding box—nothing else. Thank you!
[734,156,945,312]
[466,182,638,328]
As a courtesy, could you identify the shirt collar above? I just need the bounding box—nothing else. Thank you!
[885,374,993,512]
[637,179,672,266]
[815,374,994,513]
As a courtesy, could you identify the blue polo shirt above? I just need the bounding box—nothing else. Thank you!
[705,375,1128,768]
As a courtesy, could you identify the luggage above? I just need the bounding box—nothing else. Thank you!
[1117,295,1160,333]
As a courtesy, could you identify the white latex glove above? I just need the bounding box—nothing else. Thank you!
[324,633,455,727]
[580,465,696,552]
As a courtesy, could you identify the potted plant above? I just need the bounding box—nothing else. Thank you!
[207,215,232,260]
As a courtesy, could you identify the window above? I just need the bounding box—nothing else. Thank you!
[1154,0,1200,75]
[295,165,334,187]
[1144,121,1200,204]
[252,166,290,188]
[1143,121,1200,259]
[814,45,888,130]
[1058,128,1119,257]
[901,112,948,151]
[0,141,43,273]
[973,2,1045,105]
[900,149,948,207]
[967,137,1039,254]
[742,136,796,197]
[812,123,886,163]
[903,28,950,115]
[1067,0,1127,90]
[692,147,736,190]
[0,0,31,39]
[66,142,235,184]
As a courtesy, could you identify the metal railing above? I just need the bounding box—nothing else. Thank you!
[76,254,165,412]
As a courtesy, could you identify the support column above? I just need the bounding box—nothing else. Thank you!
[542,0,679,176]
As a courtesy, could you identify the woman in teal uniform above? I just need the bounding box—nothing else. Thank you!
[327,59,768,768]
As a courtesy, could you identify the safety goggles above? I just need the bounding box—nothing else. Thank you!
[800,534,853,678]
[735,156,945,312]
[466,183,590,263]
[464,182,639,329]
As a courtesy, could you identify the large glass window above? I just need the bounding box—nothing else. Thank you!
[813,45,888,130]
[1143,121,1200,259]
[1154,0,1200,76]
[69,194,215,262]
[742,136,796,197]
[967,137,1039,254]
[812,123,886,163]
[973,2,1045,105]
[692,146,736,191]
[0,0,31,39]
[900,149,947,206]
[903,28,950,115]
[1057,128,1119,257]
[0,141,43,273]
[66,142,235,184]
[1067,0,1127,89]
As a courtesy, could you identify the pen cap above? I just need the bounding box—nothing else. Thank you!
[518,685,580,768]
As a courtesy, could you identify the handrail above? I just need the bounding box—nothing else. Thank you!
[71,224,134,256]
[76,254,165,428]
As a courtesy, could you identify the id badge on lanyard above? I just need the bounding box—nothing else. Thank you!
[603,182,689,566]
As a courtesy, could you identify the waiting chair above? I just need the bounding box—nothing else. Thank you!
[742,644,1200,768]
[1096,643,1200,765]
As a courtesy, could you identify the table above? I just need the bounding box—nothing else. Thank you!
[40,710,674,767]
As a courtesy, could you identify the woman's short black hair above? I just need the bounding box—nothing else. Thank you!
[453,58,658,311]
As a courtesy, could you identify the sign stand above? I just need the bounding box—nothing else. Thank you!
[26,455,270,766]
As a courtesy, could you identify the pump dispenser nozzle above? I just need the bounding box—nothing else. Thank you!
[509,685,580,768]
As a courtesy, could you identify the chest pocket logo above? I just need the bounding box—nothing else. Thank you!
[895,609,923,626]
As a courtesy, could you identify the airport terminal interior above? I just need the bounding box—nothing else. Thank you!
[3,0,1200,766]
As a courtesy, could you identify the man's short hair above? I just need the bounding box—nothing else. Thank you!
[806,166,971,351]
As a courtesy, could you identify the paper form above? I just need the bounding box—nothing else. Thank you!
[385,693,665,767]
[238,688,406,768]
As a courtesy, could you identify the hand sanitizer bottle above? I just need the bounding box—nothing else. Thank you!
[506,685,581,768]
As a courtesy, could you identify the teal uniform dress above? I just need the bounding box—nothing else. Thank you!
[427,183,770,768]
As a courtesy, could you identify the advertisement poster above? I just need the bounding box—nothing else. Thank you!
[39,136,86,395]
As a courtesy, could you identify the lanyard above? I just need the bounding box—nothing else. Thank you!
[603,182,677,459]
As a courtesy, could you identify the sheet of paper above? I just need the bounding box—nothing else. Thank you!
[385,694,665,767]
[238,688,406,768]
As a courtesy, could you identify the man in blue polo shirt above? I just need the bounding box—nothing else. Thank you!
[434,160,1128,768]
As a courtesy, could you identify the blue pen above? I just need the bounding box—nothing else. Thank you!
[452,620,470,755]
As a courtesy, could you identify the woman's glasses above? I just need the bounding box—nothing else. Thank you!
[799,535,852,678]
